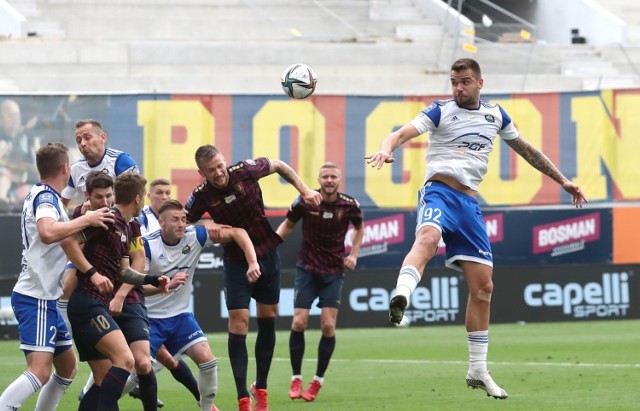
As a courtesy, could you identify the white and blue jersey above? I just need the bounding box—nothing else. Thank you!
[410,98,519,191]
[137,205,161,236]
[61,147,138,202]
[15,184,69,300]
[13,184,73,352]
[144,225,211,318]
[144,225,211,357]
[410,99,519,270]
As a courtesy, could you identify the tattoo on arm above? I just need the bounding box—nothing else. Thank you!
[119,267,146,286]
[505,137,567,185]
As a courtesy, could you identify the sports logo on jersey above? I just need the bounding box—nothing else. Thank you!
[451,115,459,122]
[224,195,236,204]
[233,183,245,196]
[485,114,495,123]
[245,159,256,166]
[322,212,333,219]
[182,245,191,255]
[117,231,127,243]
[310,211,319,216]
[158,252,166,259]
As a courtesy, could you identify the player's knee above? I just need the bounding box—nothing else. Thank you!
[476,280,493,302]
[114,352,136,373]
[32,368,52,385]
[291,318,308,332]
[320,321,336,336]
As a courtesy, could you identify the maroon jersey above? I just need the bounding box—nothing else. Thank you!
[286,192,363,275]
[118,219,145,304]
[185,157,282,263]
[76,207,130,305]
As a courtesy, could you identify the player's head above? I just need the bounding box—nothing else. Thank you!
[148,178,171,213]
[450,58,483,109]
[85,171,114,210]
[318,162,341,197]
[114,172,147,215]
[158,199,187,241]
[74,119,108,163]
[36,142,70,181]
[195,145,228,189]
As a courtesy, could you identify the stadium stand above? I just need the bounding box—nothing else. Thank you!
[0,0,639,94]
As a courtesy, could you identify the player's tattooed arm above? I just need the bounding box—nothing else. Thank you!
[504,137,568,185]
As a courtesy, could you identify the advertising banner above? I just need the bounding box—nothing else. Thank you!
[1,90,640,214]
[191,264,638,331]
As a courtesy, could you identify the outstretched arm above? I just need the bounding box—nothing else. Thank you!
[505,136,588,208]
[270,159,322,206]
[365,123,421,169]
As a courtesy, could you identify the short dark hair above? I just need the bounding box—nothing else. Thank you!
[114,173,147,205]
[158,199,184,215]
[85,171,114,195]
[149,178,171,188]
[194,145,221,168]
[451,58,482,78]
[36,142,69,179]
[75,119,104,133]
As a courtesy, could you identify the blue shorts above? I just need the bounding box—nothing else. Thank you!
[224,249,281,310]
[417,181,493,271]
[115,303,150,344]
[294,268,344,309]
[68,291,120,362]
[149,313,207,358]
[11,292,73,355]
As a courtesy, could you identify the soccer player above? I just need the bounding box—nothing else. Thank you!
[61,119,138,207]
[276,162,364,402]
[144,199,260,411]
[138,178,171,234]
[365,58,588,399]
[185,145,322,411]
[61,172,168,410]
[0,143,113,410]
[123,177,199,407]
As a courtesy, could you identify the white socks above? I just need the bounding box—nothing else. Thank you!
[395,265,421,299]
[35,373,73,411]
[198,359,218,411]
[81,372,95,395]
[0,371,42,410]
[468,330,489,374]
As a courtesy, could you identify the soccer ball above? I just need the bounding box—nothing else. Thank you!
[281,63,317,99]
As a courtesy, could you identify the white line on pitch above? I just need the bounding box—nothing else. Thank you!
[266,357,640,369]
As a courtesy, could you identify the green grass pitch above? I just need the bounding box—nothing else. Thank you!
[0,320,637,410]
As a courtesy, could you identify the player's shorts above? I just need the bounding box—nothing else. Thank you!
[68,291,120,362]
[416,181,493,271]
[293,268,344,309]
[114,303,150,344]
[149,312,207,358]
[224,249,281,310]
[11,292,73,355]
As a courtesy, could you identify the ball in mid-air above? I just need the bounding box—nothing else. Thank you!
[281,63,317,99]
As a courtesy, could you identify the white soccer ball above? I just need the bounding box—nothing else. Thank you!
[281,63,317,99]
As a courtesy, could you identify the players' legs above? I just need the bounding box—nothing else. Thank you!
[35,347,77,411]
[186,341,218,411]
[92,330,135,409]
[0,351,52,409]
[228,308,250,400]
[389,225,440,323]
[129,339,158,411]
[254,302,278,389]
